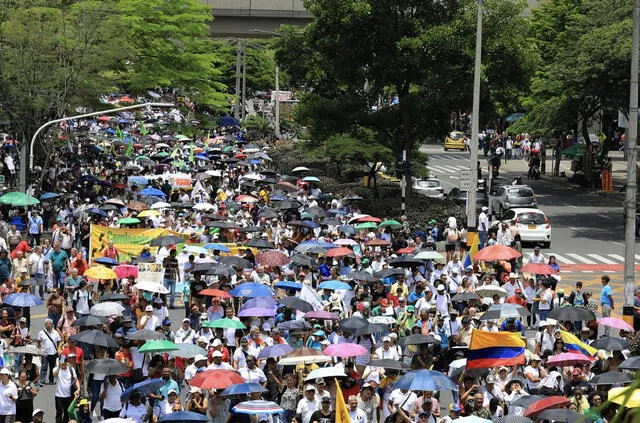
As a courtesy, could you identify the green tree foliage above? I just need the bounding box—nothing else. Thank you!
[242,115,273,142]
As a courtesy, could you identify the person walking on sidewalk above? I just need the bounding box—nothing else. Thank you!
[600,275,614,336]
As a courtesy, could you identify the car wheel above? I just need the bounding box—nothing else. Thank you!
[542,241,551,248]
[444,147,448,151]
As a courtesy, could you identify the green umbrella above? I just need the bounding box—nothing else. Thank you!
[117,217,141,225]
[135,155,151,161]
[138,339,179,354]
[155,151,169,157]
[379,219,402,229]
[356,222,378,230]
[0,192,39,207]
[202,318,246,329]
[561,143,586,157]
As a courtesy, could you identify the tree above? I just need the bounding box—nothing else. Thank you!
[242,115,273,142]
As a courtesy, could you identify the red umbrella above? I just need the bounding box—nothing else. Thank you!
[256,251,291,267]
[546,352,594,367]
[114,265,138,279]
[236,195,259,203]
[524,396,571,417]
[365,239,391,247]
[118,96,134,103]
[396,247,415,254]
[325,247,355,258]
[276,181,298,192]
[199,288,232,299]
[356,216,382,223]
[521,263,557,274]
[474,245,522,261]
[189,369,245,389]
[97,116,110,122]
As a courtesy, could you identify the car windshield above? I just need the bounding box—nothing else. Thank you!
[508,188,534,197]
[449,132,464,141]
[416,180,439,188]
[518,212,545,224]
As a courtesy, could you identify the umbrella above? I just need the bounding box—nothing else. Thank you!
[218,256,252,269]
[139,187,166,197]
[475,286,509,299]
[369,316,398,325]
[479,303,529,320]
[620,355,640,370]
[412,250,444,260]
[40,192,60,200]
[278,348,332,365]
[318,280,351,290]
[220,383,268,396]
[125,329,165,341]
[394,369,458,391]
[114,265,138,279]
[546,352,593,367]
[537,409,584,423]
[150,235,184,247]
[338,316,370,332]
[133,281,169,294]
[400,334,439,345]
[451,292,482,302]
[590,371,633,385]
[238,307,276,317]
[304,311,339,320]
[323,343,368,357]
[87,208,108,217]
[90,302,125,317]
[256,251,290,267]
[93,257,119,266]
[201,318,246,329]
[232,400,283,415]
[121,378,166,402]
[368,359,409,370]
[609,386,640,408]
[245,239,275,249]
[199,288,231,298]
[230,283,275,298]
[6,344,41,355]
[591,336,630,350]
[325,247,354,258]
[289,254,318,267]
[2,293,42,307]
[520,263,558,274]
[150,202,171,209]
[86,358,130,375]
[355,222,378,230]
[116,217,141,225]
[72,315,106,327]
[351,324,386,337]
[291,166,309,172]
[127,201,149,211]
[277,320,312,331]
[379,219,403,229]
[597,316,634,332]
[524,396,571,417]
[490,417,534,423]
[138,340,179,354]
[279,297,314,312]
[174,343,208,359]
[158,411,209,423]
[192,203,216,210]
[203,243,231,252]
[71,330,118,348]
[509,395,547,409]
[183,245,208,255]
[257,344,294,359]
[337,225,356,235]
[0,192,39,206]
[376,268,405,279]
[335,238,359,246]
[548,306,596,322]
[189,369,245,389]
[474,245,521,261]
[84,266,117,280]
[302,176,320,182]
[388,257,425,268]
[274,281,303,291]
[348,271,377,282]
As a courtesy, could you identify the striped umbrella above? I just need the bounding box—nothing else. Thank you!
[232,400,283,415]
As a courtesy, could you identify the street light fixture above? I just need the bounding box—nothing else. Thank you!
[250,28,283,138]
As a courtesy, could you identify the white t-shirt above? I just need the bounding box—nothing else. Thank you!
[184,364,198,383]
[233,347,249,369]
[37,329,61,355]
[374,346,399,361]
[239,367,266,384]
[348,407,368,423]
[0,380,17,415]
[142,315,161,331]
[175,328,197,344]
[297,398,319,423]
[119,402,147,423]
[73,290,90,314]
[54,366,76,398]
[103,380,124,412]
[388,389,417,413]
[524,365,541,391]
[207,362,234,371]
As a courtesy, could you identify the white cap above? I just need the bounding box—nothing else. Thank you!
[436,284,445,291]
[189,386,201,394]
[383,336,391,343]
[212,339,222,347]
[305,385,316,391]
[33,409,45,417]
[194,354,207,363]
[0,368,11,375]
[196,337,207,344]
[145,305,153,311]
[546,318,557,326]
[212,351,223,358]
[320,340,330,346]
[538,320,547,328]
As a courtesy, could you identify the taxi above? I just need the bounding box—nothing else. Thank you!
[444,131,467,151]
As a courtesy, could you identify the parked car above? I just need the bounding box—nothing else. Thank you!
[444,131,467,151]
[489,184,537,216]
[447,187,487,211]
[412,177,444,198]
[493,207,551,248]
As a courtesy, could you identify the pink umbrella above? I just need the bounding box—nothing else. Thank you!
[304,311,340,321]
[114,264,138,279]
[323,342,368,357]
[597,317,634,332]
[546,352,593,367]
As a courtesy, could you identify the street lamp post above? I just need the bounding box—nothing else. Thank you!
[250,28,284,138]
[22,102,174,193]
[235,39,242,120]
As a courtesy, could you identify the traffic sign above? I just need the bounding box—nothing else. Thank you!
[459,169,471,190]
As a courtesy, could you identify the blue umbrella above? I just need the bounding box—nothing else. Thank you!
[39,192,60,200]
[203,243,231,252]
[3,293,42,307]
[277,320,312,331]
[86,208,108,217]
[93,257,119,266]
[159,411,209,423]
[248,159,262,165]
[216,116,241,127]
[270,195,286,201]
[338,225,357,235]
[393,369,458,392]
[102,128,116,135]
[274,281,303,291]
[121,378,165,402]
[221,383,269,397]
[318,280,352,291]
[257,344,293,360]
[231,283,275,298]
[139,187,166,197]
[242,297,278,309]
[302,176,320,182]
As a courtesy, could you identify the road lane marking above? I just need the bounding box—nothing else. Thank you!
[587,254,616,264]
[551,254,576,265]
[565,204,580,209]
[613,242,624,246]
[607,254,625,262]
[598,214,613,220]
[567,253,596,264]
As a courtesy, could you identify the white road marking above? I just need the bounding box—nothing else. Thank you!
[567,253,596,264]
[587,254,616,264]
[613,242,625,246]
[607,254,625,262]
[549,253,576,265]
[598,214,613,220]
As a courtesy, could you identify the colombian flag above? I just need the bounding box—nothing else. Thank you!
[334,378,352,423]
[467,330,526,369]
[464,231,479,268]
[560,330,597,356]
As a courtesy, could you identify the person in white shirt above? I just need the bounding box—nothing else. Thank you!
[37,319,61,385]
[72,282,91,317]
[297,385,320,423]
[138,306,160,331]
[184,356,207,385]
[527,246,546,264]
[53,356,80,423]
[174,318,197,344]
[387,388,417,414]
[348,395,368,423]
[100,375,125,419]
[239,355,266,385]
[0,368,17,422]
[119,390,149,423]
[232,338,250,369]
[496,223,513,246]
[207,351,233,370]
[375,337,399,361]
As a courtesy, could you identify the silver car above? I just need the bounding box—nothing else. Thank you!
[489,184,537,216]
[412,178,444,198]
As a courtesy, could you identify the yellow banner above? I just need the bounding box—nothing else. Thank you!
[90,226,180,262]
[335,378,352,423]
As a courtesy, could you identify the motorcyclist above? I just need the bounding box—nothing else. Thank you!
[489,149,501,177]
[528,150,541,179]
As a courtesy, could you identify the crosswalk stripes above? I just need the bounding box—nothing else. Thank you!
[427,164,469,174]
[521,250,640,270]
[586,254,616,264]
[566,253,596,264]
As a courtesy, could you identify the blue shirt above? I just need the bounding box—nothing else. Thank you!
[28,216,43,234]
[600,285,613,306]
[156,379,180,400]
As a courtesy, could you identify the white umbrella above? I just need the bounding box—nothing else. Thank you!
[369,316,397,325]
[475,285,508,298]
[150,201,171,210]
[413,251,444,260]
[278,355,332,366]
[205,170,222,177]
[334,239,358,246]
[305,366,347,381]
[291,166,309,172]
[193,203,215,210]
[155,143,170,149]
[90,302,125,317]
[134,280,170,294]
[243,148,261,154]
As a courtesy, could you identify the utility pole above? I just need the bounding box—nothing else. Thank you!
[241,39,247,121]
[275,65,280,138]
[467,0,483,251]
[235,39,241,120]
[624,0,639,326]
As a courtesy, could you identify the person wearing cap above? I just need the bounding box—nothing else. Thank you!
[68,396,91,423]
[148,366,180,408]
[207,350,233,371]
[71,280,91,318]
[297,385,320,423]
[119,390,150,423]
[0,367,17,423]
[31,408,45,423]
[308,394,335,423]
[523,354,545,394]
[185,385,207,415]
[375,336,400,361]
[53,355,80,423]
[27,245,47,300]
[356,383,379,423]
[152,297,169,322]
[239,354,267,385]
[100,374,125,419]
[232,336,251,370]
[36,318,61,385]
[154,388,183,419]
[439,403,461,423]
[535,319,557,356]
[138,304,161,331]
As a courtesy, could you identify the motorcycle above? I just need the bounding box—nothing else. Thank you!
[531,165,541,180]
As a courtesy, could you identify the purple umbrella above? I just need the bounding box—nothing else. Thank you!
[258,344,294,359]
[238,307,276,317]
[243,297,278,309]
[304,310,340,321]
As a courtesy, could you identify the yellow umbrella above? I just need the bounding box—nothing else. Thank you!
[609,387,640,408]
[84,266,117,280]
[137,209,160,218]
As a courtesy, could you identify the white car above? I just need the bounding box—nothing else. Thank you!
[412,178,444,198]
[493,207,551,248]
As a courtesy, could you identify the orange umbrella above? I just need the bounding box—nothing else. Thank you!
[356,216,382,223]
[521,263,557,274]
[396,246,415,254]
[365,239,391,247]
[199,288,232,299]
[524,396,571,417]
[473,245,521,261]
[325,247,355,258]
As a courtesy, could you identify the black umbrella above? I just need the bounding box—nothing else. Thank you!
[71,330,118,348]
[451,292,482,302]
[279,297,314,312]
[207,221,240,229]
[204,265,235,277]
[258,209,280,219]
[277,320,312,331]
[272,200,302,210]
[191,262,215,275]
[72,315,106,327]
[620,355,640,370]
[125,329,165,341]
[337,225,357,235]
[303,206,326,217]
[320,218,341,226]
[86,358,129,375]
[537,409,583,423]
[352,324,386,337]
[245,239,275,249]
[150,235,184,247]
[218,256,252,269]
[238,226,264,233]
[493,416,535,423]
[338,316,370,332]
[400,334,439,345]
[509,395,546,409]
[100,204,120,211]
[100,293,129,302]
[170,202,193,209]
[348,271,377,282]
[547,306,596,322]
[376,268,405,279]
[132,257,156,264]
[202,213,225,221]
[591,336,630,351]
[388,257,424,268]
[290,254,317,267]
[368,359,409,370]
[589,371,633,385]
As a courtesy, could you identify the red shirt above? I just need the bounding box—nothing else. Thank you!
[61,346,84,365]
[505,295,527,307]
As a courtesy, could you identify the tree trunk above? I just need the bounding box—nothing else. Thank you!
[581,117,593,186]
